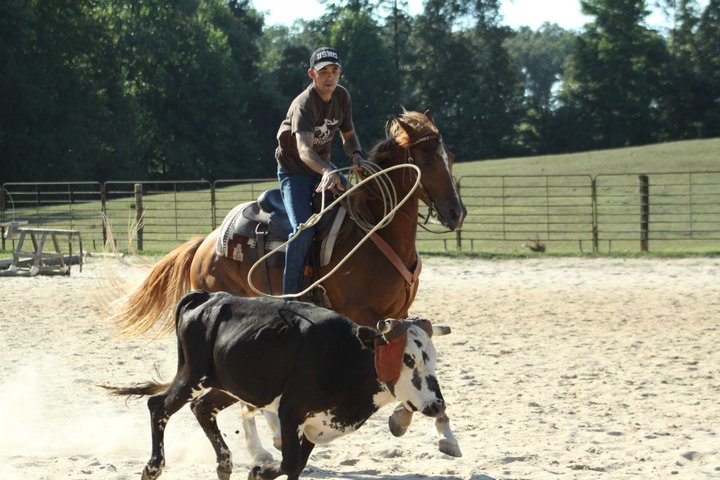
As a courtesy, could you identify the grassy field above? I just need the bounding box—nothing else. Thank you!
[1,138,718,257]
[453,137,720,177]
[420,137,720,256]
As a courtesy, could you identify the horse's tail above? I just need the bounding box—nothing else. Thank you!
[111,237,204,337]
[99,381,169,398]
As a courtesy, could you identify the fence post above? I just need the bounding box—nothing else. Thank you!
[101,183,107,248]
[591,176,599,253]
[455,180,462,251]
[134,183,144,251]
[639,175,649,252]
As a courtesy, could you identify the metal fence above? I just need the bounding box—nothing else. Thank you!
[2,172,719,254]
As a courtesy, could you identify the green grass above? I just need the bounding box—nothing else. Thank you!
[453,137,720,176]
[413,137,720,256]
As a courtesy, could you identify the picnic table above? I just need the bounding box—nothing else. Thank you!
[0,223,83,276]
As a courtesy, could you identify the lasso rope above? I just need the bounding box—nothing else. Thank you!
[247,160,422,298]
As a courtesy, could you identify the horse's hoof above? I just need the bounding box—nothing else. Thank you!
[247,465,262,480]
[438,439,463,457]
[388,406,414,437]
[388,415,409,437]
[252,451,274,464]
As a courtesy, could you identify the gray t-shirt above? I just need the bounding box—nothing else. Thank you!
[275,83,353,175]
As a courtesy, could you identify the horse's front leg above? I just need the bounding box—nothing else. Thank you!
[262,410,282,451]
[435,412,462,457]
[388,403,414,437]
[388,404,462,457]
[240,404,276,464]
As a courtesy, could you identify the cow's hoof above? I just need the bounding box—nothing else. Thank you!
[439,439,463,457]
[141,465,161,480]
[217,465,232,480]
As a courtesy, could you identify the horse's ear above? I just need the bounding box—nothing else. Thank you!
[423,109,436,125]
[393,116,414,137]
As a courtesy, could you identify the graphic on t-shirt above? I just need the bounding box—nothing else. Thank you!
[314,119,340,146]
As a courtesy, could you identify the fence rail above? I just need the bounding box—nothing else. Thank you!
[2,172,719,254]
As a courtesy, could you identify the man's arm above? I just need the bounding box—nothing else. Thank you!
[341,129,364,168]
[295,131,344,192]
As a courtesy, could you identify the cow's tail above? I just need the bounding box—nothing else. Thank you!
[100,382,169,398]
[110,237,204,337]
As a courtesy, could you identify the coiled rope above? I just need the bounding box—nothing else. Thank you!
[247,160,421,298]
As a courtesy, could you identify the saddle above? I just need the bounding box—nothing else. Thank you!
[216,189,345,272]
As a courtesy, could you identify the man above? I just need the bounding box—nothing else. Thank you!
[275,47,364,295]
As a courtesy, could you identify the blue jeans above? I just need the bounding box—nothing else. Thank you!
[278,167,320,295]
[277,165,347,294]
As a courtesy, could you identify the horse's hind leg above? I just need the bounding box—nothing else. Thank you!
[190,389,240,480]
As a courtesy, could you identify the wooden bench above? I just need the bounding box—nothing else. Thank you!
[0,226,83,276]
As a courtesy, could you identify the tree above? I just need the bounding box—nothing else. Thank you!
[558,0,668,150]
[0,0,140,182]
[405,0,523,159]
[695,0,720,136]
[505,23,575,153]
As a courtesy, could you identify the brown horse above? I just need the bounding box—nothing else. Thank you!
[112,110,466,460]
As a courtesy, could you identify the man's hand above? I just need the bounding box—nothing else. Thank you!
[316,169,344,193]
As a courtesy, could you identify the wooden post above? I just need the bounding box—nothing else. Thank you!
[591,177,598,253]
[134,183,144,252]
[639,175,649,252]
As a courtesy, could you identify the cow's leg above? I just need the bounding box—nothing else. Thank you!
[143,380,202,480]
[435,412,462,457]
[248,413,306,480]
[190,389,240,480]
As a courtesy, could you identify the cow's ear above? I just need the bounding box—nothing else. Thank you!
[356,326,381,350]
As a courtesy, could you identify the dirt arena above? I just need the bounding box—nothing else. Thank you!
[1,256,719,479]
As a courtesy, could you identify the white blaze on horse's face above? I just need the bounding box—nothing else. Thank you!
[393,325,446,417]
[438,142,451,169]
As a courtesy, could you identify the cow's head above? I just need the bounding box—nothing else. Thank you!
[360,317,450,418]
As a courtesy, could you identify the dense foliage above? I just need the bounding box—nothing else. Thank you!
[0,0,718,182]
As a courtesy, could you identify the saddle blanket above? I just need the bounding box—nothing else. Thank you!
[216,202,286,263]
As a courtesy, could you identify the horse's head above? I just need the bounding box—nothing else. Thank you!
[388,111,466,230]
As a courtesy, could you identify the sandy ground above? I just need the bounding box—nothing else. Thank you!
[1,256,719,480]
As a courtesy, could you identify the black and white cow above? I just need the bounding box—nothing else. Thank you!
[106,290,451,480]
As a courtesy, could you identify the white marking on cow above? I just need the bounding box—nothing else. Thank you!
[301,410,365,444]
[390,326,443,413]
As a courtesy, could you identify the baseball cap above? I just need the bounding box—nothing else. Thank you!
[310,47,341,71]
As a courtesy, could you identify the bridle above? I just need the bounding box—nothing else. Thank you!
[403,133,456,233]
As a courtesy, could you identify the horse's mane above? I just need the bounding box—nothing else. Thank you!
[344,110,437,231]
[368,110,439,166]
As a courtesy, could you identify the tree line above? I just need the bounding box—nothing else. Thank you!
[1,0,718,182]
